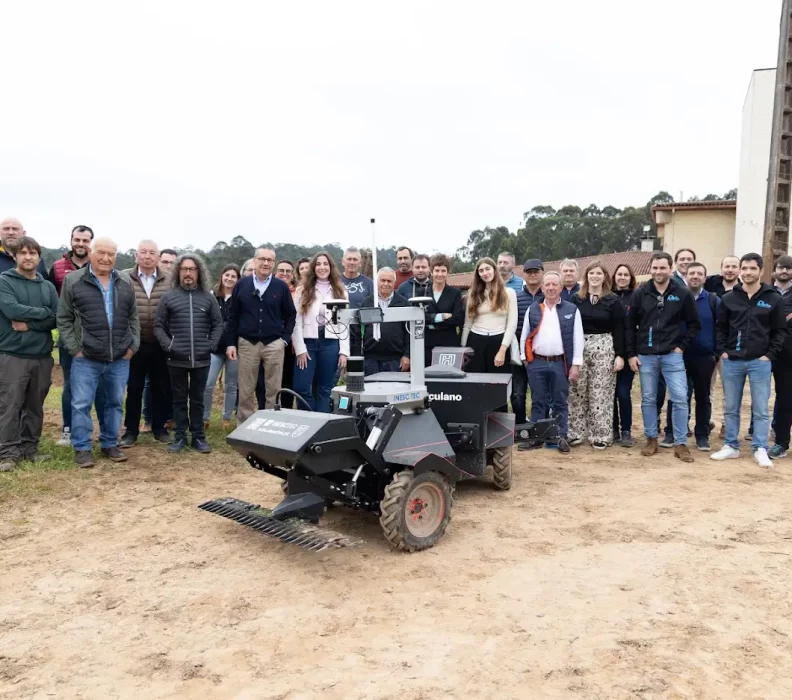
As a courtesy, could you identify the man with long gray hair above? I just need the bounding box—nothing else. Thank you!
[155,254,223,453]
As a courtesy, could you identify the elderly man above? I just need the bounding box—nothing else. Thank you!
[520,271,583,453]
[497,252,524,293]
[0,237,58,471]
[119,240,171,447]
[226,247,296,421]
[155,254,223,453]
[358,267,411,376]
[559,258,580,301]
[57,237,140,467]
[0,218,48,276]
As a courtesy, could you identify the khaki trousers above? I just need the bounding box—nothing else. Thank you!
[237,338,285,422]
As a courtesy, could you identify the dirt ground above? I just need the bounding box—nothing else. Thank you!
[2,384,792,699]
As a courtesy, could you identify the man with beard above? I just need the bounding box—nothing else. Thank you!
[0,237,58,472]
[0,218,48,276]
[395,246,413,288]
[705,256,741,297]
[769,255,792,461]
[397,254,431,300]
[48,225,101,446]
[155,254,223,453]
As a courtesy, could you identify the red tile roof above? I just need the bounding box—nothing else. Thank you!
[447,251,655,290]
[652,200,736,212]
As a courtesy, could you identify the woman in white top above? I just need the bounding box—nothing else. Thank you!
[461,257,518,374]
[292,252,350,412]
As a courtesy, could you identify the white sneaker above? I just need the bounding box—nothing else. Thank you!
[56,429,71,447]
[711,445,740,461]
[754,448,772,469]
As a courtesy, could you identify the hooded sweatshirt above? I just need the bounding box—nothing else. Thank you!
[0,269,58,358]
[716,282,787,361]
[397,276,431,301]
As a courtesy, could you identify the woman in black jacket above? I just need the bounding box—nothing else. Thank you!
[202,263,240,429]
[567,260,626,450]
[612,263,637,447]
[424,254,464,366]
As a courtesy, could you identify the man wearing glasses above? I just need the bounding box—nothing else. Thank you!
[626,251,701,462]
[226,247,296,421]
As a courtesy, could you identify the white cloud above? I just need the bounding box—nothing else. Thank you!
[0,0,781,253]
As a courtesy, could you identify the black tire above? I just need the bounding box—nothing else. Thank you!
[492,446,512,491]
[379,470,452,552]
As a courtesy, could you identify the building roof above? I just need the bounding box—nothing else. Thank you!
[447,250,654,290]
[652,200,737,212]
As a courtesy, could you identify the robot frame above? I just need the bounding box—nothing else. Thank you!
[200,296,558,552]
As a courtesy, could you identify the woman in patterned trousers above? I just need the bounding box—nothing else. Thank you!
[568,261,626,449]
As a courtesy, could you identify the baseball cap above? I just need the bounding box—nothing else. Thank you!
[523,258,544,271]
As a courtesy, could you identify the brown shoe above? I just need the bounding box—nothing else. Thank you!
[75,451,95,468]
[100,446,128,462]
[674,444,694,463]
[641,438,658,456]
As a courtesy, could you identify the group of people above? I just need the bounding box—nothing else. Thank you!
[0,215,789,473]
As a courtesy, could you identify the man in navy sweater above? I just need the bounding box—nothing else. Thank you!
[226,247,296,422]
[662,262,719,452]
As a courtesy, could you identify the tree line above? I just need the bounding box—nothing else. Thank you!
[38,188,737,279]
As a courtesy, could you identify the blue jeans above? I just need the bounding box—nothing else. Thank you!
[638,352,688,444]
[364,357,401,376]
[613,366,634,434]
[70,356,130,451]
[59,343,107,432]
[722,357,772,451]
[203,353,239,421]
[293,336,340,412]
[526,358,570,437]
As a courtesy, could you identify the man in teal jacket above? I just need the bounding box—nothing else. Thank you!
[0,236,58,471]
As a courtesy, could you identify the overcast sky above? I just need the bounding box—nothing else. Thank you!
[0,0,782,254]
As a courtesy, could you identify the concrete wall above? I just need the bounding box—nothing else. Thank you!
[658,208,737,277]
[735,68,791,256]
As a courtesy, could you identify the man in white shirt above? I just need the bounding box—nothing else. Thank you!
[519,271,584,453]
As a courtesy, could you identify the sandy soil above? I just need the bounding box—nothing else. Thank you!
[2,389,792,699]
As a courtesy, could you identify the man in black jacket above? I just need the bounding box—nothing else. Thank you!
[358,268,411,376]
[57,237,140,468]
[770,255,792,461]
[626,251,701,462]
[711,253,786,468]
[155,254,223,453]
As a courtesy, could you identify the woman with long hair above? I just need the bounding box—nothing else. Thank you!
[612,263,637,447]
[292,252,350,412]
[461,257,518,374]
[202,263,241,429]
[567,260,626,449]
[424,254,464,366]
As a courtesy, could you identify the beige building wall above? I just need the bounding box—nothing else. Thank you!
[656,208,737,276]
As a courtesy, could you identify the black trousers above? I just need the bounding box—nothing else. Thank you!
[125,341,170,437]
[664,355,714,439]
[168,365,210,441]
[773,359,792,449]
[466,332,510,413]
[510,363,528,425]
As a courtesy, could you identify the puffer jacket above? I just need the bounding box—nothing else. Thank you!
[154,286,223,368]
[57,266,140,361]
[122,266,169,344]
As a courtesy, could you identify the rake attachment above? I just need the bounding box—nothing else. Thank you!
[198,497,357,552]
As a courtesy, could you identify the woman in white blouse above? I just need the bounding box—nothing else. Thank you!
[461,257,518,374]
[292,252,349,412]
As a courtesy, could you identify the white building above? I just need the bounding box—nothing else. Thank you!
[735,68,790,256]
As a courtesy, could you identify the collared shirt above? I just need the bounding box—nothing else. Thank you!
[253,274,272,297]
[530,301,585,365]
[89,264,115,328]
[377,293,394,310]
[138,267,157,298]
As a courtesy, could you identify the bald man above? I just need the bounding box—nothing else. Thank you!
[120,240,172,446]
[0,218,48,276]
[57,237,140,467]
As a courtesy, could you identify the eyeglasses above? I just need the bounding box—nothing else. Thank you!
[657,295,665,311]
[256,256,275,263]
[181,266,198,272]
